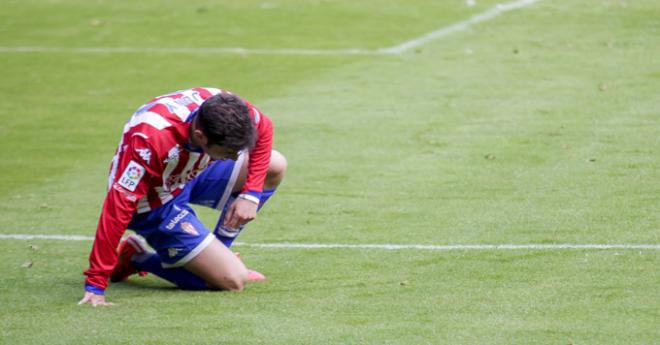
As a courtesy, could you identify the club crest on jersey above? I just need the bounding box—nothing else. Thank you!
[135,148,151,164]
[117,160,145,192]
[181,222,199,236]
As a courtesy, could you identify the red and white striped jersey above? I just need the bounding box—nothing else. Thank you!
[84,87,273,291]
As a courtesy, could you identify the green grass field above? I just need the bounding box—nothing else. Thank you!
[1,0,659,344]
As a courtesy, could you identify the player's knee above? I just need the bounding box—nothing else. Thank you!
[268,150,287,177]
[223,274,247,292]
[185,240,249,292]
[265,150,287,189]
[208,268,248,292]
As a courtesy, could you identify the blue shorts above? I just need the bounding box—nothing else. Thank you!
[128,154,245,267]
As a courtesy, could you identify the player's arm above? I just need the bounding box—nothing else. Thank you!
[80,135,158,305]
[224,110,273,228]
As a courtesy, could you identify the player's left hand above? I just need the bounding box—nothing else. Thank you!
[224,198,258,228]
[78,292,115,307]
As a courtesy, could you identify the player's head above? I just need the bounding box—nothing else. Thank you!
[191,93,255,160]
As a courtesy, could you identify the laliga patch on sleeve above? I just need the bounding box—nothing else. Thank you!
[117,160,146,192]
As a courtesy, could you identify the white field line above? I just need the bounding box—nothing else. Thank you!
[1,234,658,251]
[0,0,539,56]
[0,234,94,241]
[378,0,539,54]
[0,46,380,56]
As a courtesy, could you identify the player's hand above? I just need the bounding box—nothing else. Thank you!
[78,292,114,307]
[224,198,258,228]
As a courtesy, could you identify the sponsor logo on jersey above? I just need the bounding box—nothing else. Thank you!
[168,248,182,258]
[165,208,190,230]
[135,148,151,164]
[181,222,199,236]
[117,160,145,192]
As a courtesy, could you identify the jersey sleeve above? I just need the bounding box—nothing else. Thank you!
[83,135,160,293]
[242,109,273,199]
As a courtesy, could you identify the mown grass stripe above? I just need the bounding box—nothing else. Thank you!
[0,0,540,56]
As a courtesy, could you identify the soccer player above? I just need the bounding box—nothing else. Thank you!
[79,87,285,306]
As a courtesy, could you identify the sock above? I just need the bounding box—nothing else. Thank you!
[257,188,276,209]
[215,188,277,247]
[131,252,207,290]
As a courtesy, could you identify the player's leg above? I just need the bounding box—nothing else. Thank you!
[117,202,247,291]
[112,151,286,289]
[214,150,287,246]
[186,155,245,211]
[135,152,282,286]
[183,239,247,291]
[230,149,287,199]
[184,150,286,246]
[263,149,287,190]
[129,239,247,291]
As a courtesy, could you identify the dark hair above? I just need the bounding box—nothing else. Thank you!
[196,93,255,151]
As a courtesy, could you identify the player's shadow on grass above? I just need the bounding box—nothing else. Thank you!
[111,277,261,293]
[111,277,181,292]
